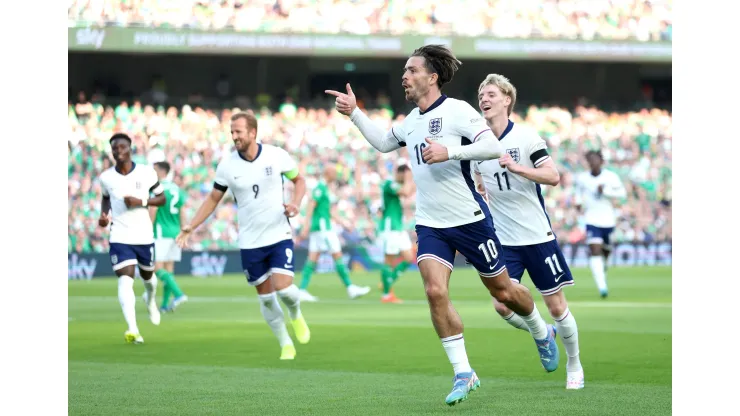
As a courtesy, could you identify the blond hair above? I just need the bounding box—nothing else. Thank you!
[478,74,517,116]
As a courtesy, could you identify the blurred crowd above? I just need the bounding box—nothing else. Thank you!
[68,0,672,42]
[68,93,672,253]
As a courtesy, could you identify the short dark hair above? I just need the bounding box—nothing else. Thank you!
[586,149,603,161]
[410,45,462,89]
[154,161,171,174]
[109,133,132,145]
[397,164,410,174]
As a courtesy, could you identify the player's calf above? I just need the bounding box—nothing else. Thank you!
[491,297,529,331]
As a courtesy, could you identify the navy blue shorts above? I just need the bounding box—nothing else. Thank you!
[586,224,615,247]
[416,219,506,278]
[504,240,574,295]
[109,242,155,272]
[240,239,295,286]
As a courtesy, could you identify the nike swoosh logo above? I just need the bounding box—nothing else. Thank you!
[564,334,575,339]
[284,264,293,268]
[408,130,415,134]
[555,274,564,282]
[489,265,495,270]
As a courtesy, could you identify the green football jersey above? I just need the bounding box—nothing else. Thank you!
[153,180,187,239]
[380,179,405,231]
[310,181,333,232]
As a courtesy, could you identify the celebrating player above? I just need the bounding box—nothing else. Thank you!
[297,164,371,302]
[327,45,558,406]
[98,133,166,344]
[146,161,188,313]
[377,164,415,303]
[176,111,310,360]
[472,74,583,389]
[575,150,627,298]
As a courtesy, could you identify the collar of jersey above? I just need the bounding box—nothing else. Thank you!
[115,162,136,176]
[418,94,448,115]
[238,144,262,163]
[497,120,515,141]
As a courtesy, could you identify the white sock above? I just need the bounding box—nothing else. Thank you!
[117,276,138,333]
[441,334,472,375]
[502,311,529,332]
[554,308,582,372]
[521,304,549,340]
[589,256,608,292]
[258,293,293,348]
[276,284,301,320]
[143,275,157,304]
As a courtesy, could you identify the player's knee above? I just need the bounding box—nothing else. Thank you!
[491,287,515,305]
[492,298,512,316]
[424,283,448,303]
[544,292,567,317]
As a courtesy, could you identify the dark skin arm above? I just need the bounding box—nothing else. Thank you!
[123,192,166,208]
[98,195,111,227]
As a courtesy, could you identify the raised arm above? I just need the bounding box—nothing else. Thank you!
[326,83,404,153]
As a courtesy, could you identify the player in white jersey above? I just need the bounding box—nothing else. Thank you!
[176,112,311,360]
[575,150,627,298]
[472,74,584,390]
[326,45,558,406]
[98,133,166,344]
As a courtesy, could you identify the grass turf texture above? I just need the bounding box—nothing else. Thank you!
[69,266,671,415]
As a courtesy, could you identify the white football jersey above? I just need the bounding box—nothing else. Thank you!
[395,95,495,228]
[575,169,626,228]
[214,144,297,249]
[474,121,555,246]
[99,163,164,245]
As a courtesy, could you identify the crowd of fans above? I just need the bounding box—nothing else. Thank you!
[68,0,672,42]
[68,93,672,254]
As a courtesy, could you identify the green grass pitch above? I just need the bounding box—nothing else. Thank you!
[68,266,671,415]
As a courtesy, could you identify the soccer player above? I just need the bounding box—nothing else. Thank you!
[378,164,415,303]
[146,161,188,312]
[472,74,583,390]
[176,111,311,360]
[575,150,626,298]
[326,45,558,406]
[98,133,166,344]
[296,164,371,302]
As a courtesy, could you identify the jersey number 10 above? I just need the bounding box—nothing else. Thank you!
[413,143,427,165]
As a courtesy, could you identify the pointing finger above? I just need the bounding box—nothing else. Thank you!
[325,90,344,98]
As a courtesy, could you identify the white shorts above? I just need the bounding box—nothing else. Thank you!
[380,231,413,255]
[154,238,182,262]
[308,231,342,254]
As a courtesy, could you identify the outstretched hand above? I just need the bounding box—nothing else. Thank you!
[175,225,193,249]
[325,83,357,116]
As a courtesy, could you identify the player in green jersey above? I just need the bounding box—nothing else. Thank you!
[297,164,371,302]
[378,164,416,303]
[145,161,188,312]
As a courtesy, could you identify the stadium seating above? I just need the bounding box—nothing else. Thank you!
[68,0,672,42]
[68,98,672,253]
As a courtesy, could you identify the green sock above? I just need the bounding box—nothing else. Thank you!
[381,266,394,295]
[300,261,316,290]
[160,284,172,310]
[157,269,184,298]
[391,261,410,283]
[335,262,352,287]
[156,270,173,309]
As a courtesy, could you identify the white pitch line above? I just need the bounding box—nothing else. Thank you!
[68,296,671,308]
